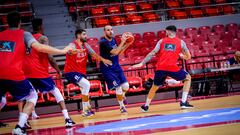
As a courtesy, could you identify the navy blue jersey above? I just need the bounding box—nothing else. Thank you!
[99,37,121,71]
[228,57,238,65]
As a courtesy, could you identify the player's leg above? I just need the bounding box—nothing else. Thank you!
[77,77,94,117]
[141,71,166,112]
[0,96,7,128]
[119,71,129,105]
[49,86,75,127]
[18,101,32,129]
[169,69,193,109]
[11,79,38,134]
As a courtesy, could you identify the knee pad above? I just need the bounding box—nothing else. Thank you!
[78,78,90,95]
[116,86,123,95]
[25,90,38,106]
[0,96,6,110]
[50,87,64,103]
[121,82,129,91]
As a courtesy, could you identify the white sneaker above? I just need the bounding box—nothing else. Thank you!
[12,125,26,135]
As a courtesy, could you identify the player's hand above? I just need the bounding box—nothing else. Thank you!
[179,53,185,59]
[103,59,113,66]
[132,63,143,68]
[121,34,127,44]
[64,46,73,54]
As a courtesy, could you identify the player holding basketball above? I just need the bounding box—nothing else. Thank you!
[20,18,75,128]
[0,12,72,134]
[64,29,112,117]
[132,25,194,112]
[99,25,134,113]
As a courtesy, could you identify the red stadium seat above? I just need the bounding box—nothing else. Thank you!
[142,31,156,41]
[222,5,235,15]
[119,58,131,65]
[204,7,219,16]
[126,14,143,24]
[185,27,198,39]
[139,3,153,11]
[132,33,142,41]
[210,48,223,55]
[202,41,215,52]
[110,16,126,26]
[107,6,121,14]
[215,0,226,3]
[89,80,103,97]
[87,37,99,46]
[182,0,195,6]
[193,34,206,45]
[212,24,225,35]
[5,93,18,107]
[134,40,149,49]
[182,35,192,44]
[224,46,236,53]
[199,0,211,5]
[91,7,105,16]
[127,77,145,93]
[172,10,188,19]
[94,18,109,27]
[194,50,208,57]
[232,38,240,49]
[148,38,159,47]
[140,47,154,56]
[142,12,159,22]
[226,23,238,37]
[157,30,166,39]
[190,9,204,18]
[66,84,81,99]
[105,82,116,95]
[208,32,221,44]
[123,4,137,12]
[176,29,184,39]
[215,40,229,49]
[221,31,233,41]
[199,26,211,39]
[166,1,180,8]
[126,49,140,58]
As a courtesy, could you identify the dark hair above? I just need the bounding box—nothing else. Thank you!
[166,25,177,32]
[7,11,21,28]
[75,29,86,38]
[32,18,43,32]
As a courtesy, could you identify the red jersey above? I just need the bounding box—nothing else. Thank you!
[23,33,49,78]
[156,37,181,72]
[0,29,26,81]
[64,41,88,75]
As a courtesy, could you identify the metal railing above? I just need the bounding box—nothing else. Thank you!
[82,2,240,28]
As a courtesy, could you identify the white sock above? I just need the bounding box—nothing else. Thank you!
[32,110,38,117]
[145,98,152,106]
[87,101,91,108]
[18,113,28,127]
[82,102,88,112]
[118,100,125,108]
[62,109,70,119]
[181,92,188,103]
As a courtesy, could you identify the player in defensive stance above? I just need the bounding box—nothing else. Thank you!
[0,12,73,134]
[132,25,194,112]
[20,18,75,128]
[64,29,112,117]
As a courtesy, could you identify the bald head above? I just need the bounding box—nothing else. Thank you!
[104,25,114,39]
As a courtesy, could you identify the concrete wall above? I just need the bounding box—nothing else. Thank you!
[86,14,240,39]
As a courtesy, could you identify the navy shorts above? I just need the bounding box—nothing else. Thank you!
[28,77,55,93]
[102,69,127,90]
[64,72,86,85]
[0,79,35,101]
[154,69,188,86]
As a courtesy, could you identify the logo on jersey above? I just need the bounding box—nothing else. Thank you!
[76,49,87,63]
[164,44,176,51]
[0,41,16,52]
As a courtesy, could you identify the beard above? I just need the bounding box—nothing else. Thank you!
[80,38,87,42]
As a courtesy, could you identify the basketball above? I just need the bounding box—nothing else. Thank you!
[122,32,135,44]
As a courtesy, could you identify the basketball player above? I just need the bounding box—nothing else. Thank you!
[99,25,133,113]
[132,25,193,112]
[0,12,72,134]
[64,29,112,117]
[19,18,75,128]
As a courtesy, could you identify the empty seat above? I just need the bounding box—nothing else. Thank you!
[94,18,109,27]
[212,24,225,35]
[199,0,211,5]
[182,0,195,6]
[172,10,188,19]
[66,84,81,99]
[127,77,145,93]
[204,7,219,16]
[215,40,229,48]
[139,3,153,11]
[91,7,105,16]
[157,30,166,39]
[193,34,206,45]
[190,9,204,18]
[185,27,198,39]
[176,29,184,39]
[208,32,221,43]
[123,4,137,12]
[226,23,238,36]
[89,80,103,97]
[126,14,143,24]
[199,26,211,39]
[221,31,233,41]
[182,35,192,44]
[232,38,240,49]
[142,12,159,22]
[166,1,180,8]
[107,5,121,14]
[110,16,126,26]
[143,31,156,41]
[222,5,235,14]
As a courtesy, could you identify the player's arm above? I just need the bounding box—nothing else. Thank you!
[24,32,72,55]
[119,39,134,55]
[85,43,112,66]
[132,40,162,68]
[110,35,128,55]
[179,40,191,60]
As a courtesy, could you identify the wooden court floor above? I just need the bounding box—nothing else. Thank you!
[1,94,240,135]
